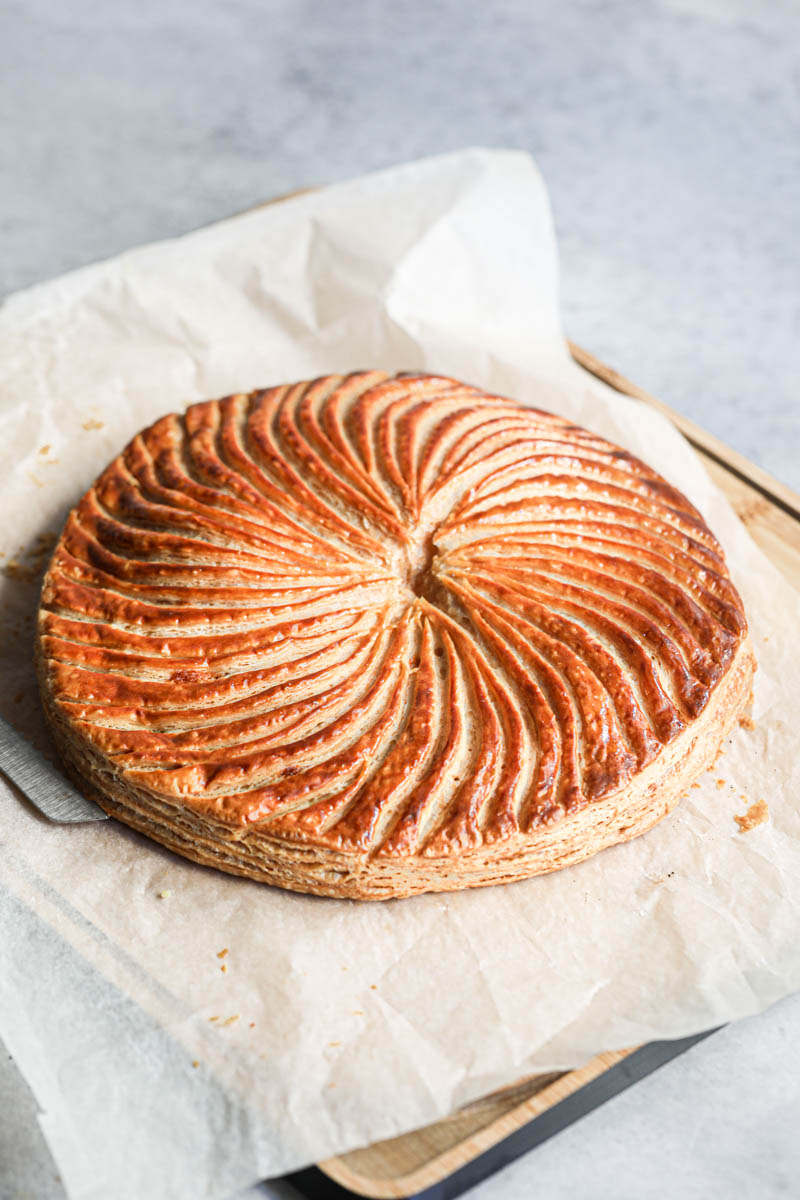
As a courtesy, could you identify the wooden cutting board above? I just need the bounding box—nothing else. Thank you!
[289,343,800,1200]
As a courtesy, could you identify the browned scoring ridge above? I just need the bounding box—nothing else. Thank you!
[36,372,755,898]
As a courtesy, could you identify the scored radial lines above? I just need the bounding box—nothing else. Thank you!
[36,371,750,889]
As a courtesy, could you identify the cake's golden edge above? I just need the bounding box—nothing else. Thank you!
[38,639,756,900]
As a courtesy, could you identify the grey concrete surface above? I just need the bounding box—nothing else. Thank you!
[1,1,799,1198]
[0,1046,65,1200]
[2,0,798,487]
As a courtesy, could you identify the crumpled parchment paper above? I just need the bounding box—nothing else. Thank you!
[2,148,799,1200]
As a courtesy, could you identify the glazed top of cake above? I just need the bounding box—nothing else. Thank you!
[36,371,747,857]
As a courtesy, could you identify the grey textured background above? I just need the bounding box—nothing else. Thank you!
[2,0,799,486]
[1,1,799,1198]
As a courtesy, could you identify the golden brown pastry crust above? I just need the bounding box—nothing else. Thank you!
[36,372,755,899]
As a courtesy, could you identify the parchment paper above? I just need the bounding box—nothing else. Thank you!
[2,149,799,1200]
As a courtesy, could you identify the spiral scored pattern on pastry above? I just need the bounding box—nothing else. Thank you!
[36,372,755,898]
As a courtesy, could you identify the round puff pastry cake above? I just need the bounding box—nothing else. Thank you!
[36,372,755,899]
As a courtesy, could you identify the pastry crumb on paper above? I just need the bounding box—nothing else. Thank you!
[3,559,36,583]
[735,800,769,832]
[2,532,58,584]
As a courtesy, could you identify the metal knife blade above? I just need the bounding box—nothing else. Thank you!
[0,714,108,823]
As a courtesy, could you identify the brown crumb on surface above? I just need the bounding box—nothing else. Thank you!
[328,1041,341,1047]
[220,963,228,973]
[221,1014,240,1027]
[735,800,769,833]
[3,559,36,583]
[739,715,756,731]
[249,1022,255,1029]
[3,533,57,583]
[39,444,51,455]
[31,532,57,554]
[217,948,229,959]
[716,779,726,789]
[208,1016,219,1022]
[691,782,700,789]
[192,1060,199,1069]
[157,889,172,899]
[370,984,377,990]
[82,417,104,431]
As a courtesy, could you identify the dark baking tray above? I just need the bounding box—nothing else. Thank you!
[285,1029,717,1200]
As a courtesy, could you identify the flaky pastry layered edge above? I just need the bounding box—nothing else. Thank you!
[37,638,755,900]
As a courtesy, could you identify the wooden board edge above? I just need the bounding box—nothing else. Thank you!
[567,341,800,519]
[317,1050,632,1199]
